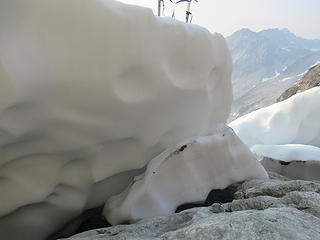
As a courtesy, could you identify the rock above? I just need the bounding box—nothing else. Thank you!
[48,206,111,240]
[176,183,240,213]
[62,173,320,240]
[277,64,320,102]
[210,203,225,213]
[233,177,320,199]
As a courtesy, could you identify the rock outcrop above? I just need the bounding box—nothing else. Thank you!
[277,64,320,102]
[62,172,320,240]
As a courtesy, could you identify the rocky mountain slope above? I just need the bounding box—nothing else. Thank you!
[277,64,320,102]
[227,28,320,121]
[62,172,320,240]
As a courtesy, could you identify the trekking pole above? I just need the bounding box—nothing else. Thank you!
[186,1,191,23]
[158,0,161,16]
[176,0,198,23]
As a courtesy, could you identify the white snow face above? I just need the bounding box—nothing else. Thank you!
[251,144,320,162]
[104,126,268,225]
[0,0,232,239]
[229,87,320,148]
[251,144,320,181]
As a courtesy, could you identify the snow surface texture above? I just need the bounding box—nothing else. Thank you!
[104,126,268,225]
[251,144,320,162]
[251,144,320,181]
[229,87,320,148]
[0,0,233,239]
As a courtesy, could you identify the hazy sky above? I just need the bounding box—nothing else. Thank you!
[116,0,320,39]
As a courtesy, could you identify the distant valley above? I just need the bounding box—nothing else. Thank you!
[227,28,320,121]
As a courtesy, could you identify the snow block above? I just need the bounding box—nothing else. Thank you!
[251,144,320,181]
[104,126,268,225]
[0,0,232,239]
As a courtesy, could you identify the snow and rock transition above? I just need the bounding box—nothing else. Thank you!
[62,173,320,240]
[0,0,266,239]
[104,126,267,225]
[251,144,320,181]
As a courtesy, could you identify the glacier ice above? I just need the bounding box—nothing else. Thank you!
[0,0,234,239]
[104,126,268,225]
[230,87,320,148]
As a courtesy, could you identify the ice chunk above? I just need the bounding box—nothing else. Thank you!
[251,144,320,181]
[104,126,268,225]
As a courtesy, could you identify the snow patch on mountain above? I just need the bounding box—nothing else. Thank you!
[262,71,280,82]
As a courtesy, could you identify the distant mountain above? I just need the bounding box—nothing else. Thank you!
[227,28,320,121]
[259,28,320,50]
[277,64,320,102]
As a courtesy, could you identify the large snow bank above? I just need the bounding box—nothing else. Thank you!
[104,126,268,225]
[0,62,15,113]
[251,144,320,181]
[0,0,232,239]
[229,87,320,148]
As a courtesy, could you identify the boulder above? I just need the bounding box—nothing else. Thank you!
[63,173,320,240]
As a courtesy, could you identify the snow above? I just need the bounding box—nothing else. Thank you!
[280,75,298,82]
[229,87,320,148]
[261,71,280,82]
[251,144,320,162]
[281,60,320,82]
[310,60,320,68]
[279,60,320,82]
[0,63,15,113]
[0,0,233,238]
[281,47,291,52]
[230,86,320,180]
[251,144,320,181]
[104,126,268,225]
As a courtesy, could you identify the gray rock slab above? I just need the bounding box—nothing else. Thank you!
[62,173,320,240]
